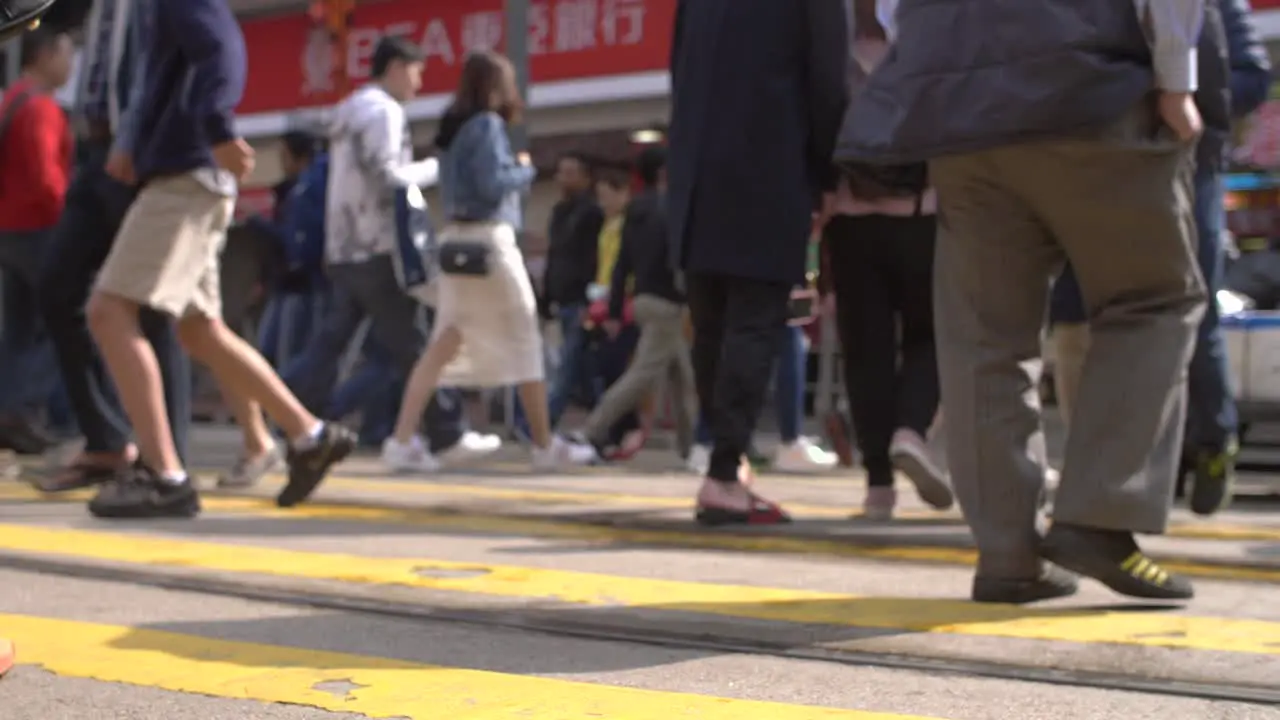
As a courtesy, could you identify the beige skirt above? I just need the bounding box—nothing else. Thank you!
[432,222,544,388]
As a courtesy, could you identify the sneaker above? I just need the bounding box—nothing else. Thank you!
[1041,523,1194,601]
[972,564,1079,604]
[861,485,896,521]
[889,428,954,510]
[438,431,502,466]
[1190,439,1237,516]
[686,444,711,475]
[773,437,838,473]
[381,435,441,474]
[217,444,285,489]
[88,466,201,519]
[532,436,598,470]
[278,424,356,508]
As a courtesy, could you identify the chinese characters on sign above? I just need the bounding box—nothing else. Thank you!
[238,0,672,115]
[346,0,649,79]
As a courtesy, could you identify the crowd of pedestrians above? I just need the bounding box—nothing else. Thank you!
[0,0,1268,608]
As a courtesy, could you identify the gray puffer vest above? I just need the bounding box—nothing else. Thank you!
[839,0,1153,164]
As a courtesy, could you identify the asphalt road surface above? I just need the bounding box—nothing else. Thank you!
[0,425,1276,719]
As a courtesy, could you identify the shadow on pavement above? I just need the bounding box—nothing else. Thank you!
[107,592,1154,675]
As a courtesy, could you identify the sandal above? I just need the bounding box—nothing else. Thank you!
[32,462,121,494]
[695,492,791,526]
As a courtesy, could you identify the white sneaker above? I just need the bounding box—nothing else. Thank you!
[381,435,440,473]
[773,437,838,473]
[532,435,598,471]
[438,431,502,466]
[217,444,285,488]
[686,444,711,475]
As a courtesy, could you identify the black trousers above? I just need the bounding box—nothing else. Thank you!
[825,214,939,486]
[38,141,191,458]
[685,271,791,483]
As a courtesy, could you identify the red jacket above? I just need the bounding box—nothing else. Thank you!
[0,79,72,231]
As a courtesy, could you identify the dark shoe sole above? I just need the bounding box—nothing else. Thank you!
[87,494,201,519]
[972,566,1079,604]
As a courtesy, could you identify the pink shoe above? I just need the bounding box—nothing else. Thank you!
[694,477,789,526]
[889,428,954,510]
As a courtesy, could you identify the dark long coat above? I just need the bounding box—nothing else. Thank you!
[665,0,849,286]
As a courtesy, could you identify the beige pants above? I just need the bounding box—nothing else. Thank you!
[582,295,696,454]
[96,173,233,318]
[1050,323,1091,430]
[931,99,1202,577]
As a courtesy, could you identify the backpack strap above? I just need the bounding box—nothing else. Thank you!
[0,88,34,145]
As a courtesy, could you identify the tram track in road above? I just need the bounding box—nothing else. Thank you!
[0,547,1276,710]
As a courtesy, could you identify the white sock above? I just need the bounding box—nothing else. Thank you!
[159,471,188,486]
[291,422,325,450]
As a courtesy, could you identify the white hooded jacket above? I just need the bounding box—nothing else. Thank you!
[325,83,439,265]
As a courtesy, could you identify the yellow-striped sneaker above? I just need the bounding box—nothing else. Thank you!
[1041,523,1193,601]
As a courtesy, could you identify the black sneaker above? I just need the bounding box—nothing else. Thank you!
[87,466,201,519]
[277,424,355,508]
[1041,523,1193,601]
[972,564,1079,604]
[1189,439,1237,516]
[0,1,56,42]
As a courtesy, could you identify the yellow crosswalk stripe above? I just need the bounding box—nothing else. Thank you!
[0,613,934,719]
[0,524,1276,655]
[13,463,1280,541]
[0,484,1275,583]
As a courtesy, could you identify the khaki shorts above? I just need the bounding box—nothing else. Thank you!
[95,173,234,318]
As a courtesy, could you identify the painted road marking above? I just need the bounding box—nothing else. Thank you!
[17,461,1280,541]
[0,485,1275,583]
[1,614,933,719]
[0,524,1277,656]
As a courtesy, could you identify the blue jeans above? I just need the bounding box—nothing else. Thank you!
[1186,171,1236,450]
[1049,169,1235,450]
[327,335,401,447]
[513,306,639,441]
[697,324,803,445]
[0,244,60,416]
[258,290,326,369]
[282,257,464,453]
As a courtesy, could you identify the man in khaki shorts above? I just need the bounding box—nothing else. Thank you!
[83,0,354,519]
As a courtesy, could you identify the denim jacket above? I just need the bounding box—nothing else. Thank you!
[438,111,535,229]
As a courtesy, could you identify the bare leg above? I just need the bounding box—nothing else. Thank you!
[87,292,182,475]
[218,382,274,457]
[517,380,553,449]
[176,315,317,440]
[392,326,462,444]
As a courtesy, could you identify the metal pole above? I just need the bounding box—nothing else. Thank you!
[504,0,530,152]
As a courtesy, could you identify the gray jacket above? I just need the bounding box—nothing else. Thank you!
[839,0,1166,164]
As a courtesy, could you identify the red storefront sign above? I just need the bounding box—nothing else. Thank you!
[239,0,675,115]
[1255,0,1280,9]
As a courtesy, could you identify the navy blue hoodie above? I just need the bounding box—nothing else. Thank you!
[130,0,247,183]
